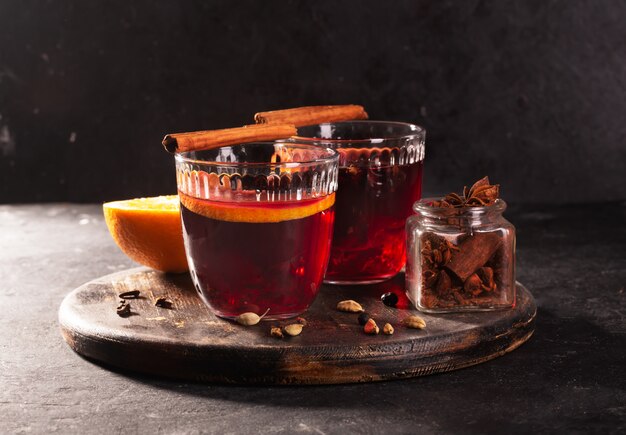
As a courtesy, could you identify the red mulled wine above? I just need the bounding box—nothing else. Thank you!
[180,193,335,319]
[325,160,423,283]
[296,121,426,284]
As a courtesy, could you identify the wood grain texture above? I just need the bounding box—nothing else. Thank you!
[59,267,536,385]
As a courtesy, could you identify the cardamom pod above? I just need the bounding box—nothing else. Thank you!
[383,323,394,335]
[402,315,426,329]
[336,300,364,313]
[283,323,303,337]
[235,308,270,326]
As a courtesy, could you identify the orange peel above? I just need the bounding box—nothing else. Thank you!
[103,195,188,273]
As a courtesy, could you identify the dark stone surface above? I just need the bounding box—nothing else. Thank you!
[1,202,624,433]
[1,1,626,204]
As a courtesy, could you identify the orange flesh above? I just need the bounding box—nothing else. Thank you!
[178,192,336,223]
[102,195,188,273]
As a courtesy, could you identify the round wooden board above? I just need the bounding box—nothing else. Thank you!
[59,267,536,385]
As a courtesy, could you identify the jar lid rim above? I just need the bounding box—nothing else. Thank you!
[413,198,507,216]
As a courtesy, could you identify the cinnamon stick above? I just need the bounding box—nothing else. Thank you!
[162,124,297,153]
[254,105,368,127]
[444,233,502,281]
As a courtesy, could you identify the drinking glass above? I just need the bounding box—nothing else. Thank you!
[175,142,338,320]
[296,121,425,284]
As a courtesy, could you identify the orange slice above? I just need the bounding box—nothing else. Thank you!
[103,195,188,273]
[179,192,335,223]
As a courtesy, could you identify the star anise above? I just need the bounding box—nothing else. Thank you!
[420,239,460,268]
[432,176,500,208]
[421,237,461,293]
[423,269,439,288]
[463,266,497,295]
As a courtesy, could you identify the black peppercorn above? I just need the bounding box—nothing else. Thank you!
[358,312,370,325]
[155,297,173,309]
[381,292,399,307]
[116,300,131,317]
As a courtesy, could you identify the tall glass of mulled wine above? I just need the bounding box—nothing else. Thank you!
[175,142,338,320]
[296,121,425,284]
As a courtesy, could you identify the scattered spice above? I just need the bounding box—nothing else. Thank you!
[381,292,399,307]
[155,297,173,309]
[357,312,370,326]
[402,315,426,329]
[383,323,394,335]
[336,300,364,313]
[270,326,284,339]
[235,308,270,326]
[118,290,140,299]
[296,317,308,326]
[116,300,131,317]
[283,324,303,337]
[364,318,380,335]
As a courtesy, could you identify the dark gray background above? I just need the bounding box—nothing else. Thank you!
[1,0,625,204]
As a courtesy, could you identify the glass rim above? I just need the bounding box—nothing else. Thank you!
[414,198,507,216]
[293,120,425,145]
[174,141,339,168]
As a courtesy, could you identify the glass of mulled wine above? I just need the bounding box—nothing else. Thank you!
[175,142,338,320]
[295,121,426,284]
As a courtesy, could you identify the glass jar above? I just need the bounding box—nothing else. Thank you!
[406,198,516,312]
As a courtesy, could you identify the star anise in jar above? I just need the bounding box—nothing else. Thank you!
[421,238,460,268]
[421,237,461,299]
[463,266,497,295]
[432,176,500,208]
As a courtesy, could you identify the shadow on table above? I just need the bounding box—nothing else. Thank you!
[85,307,626,429]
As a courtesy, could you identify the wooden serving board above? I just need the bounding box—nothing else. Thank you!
[59,268,536,385]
